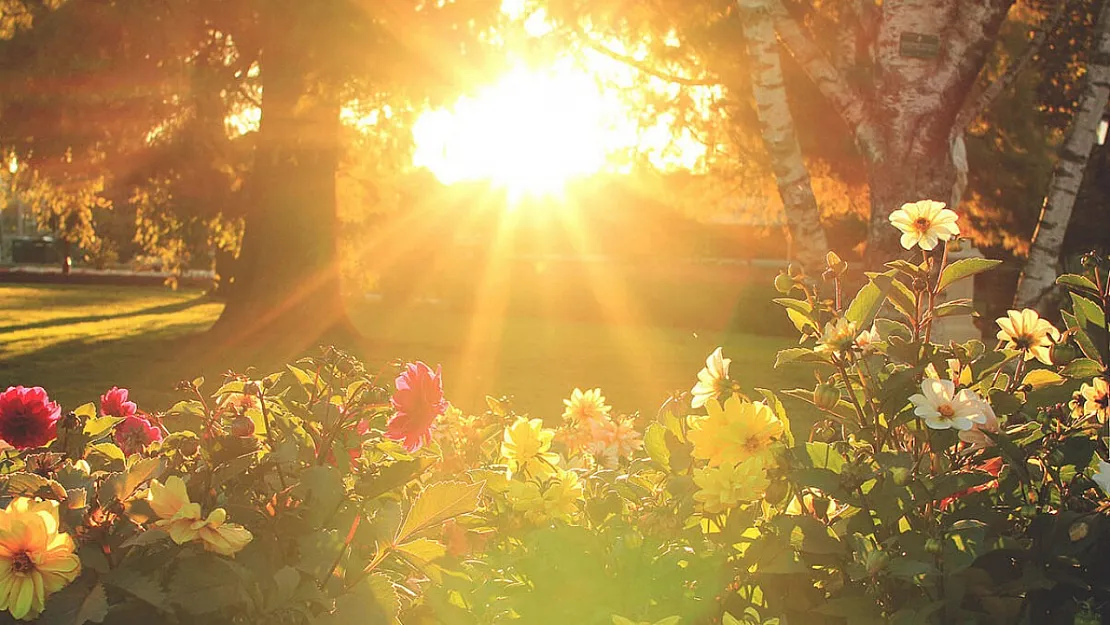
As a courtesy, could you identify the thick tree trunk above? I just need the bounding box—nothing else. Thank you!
[738,0,829,270]
[1014,2,1110,310]
[772,0,1014,267]
[211,4,355,351]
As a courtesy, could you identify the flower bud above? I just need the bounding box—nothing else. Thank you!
[814,383,842,411]
[825,251,848,277]
[774,273,795,294]
[1049,341,1080,366]
[230,415,256,438]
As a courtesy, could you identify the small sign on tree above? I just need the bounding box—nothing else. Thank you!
[899,32,941,59]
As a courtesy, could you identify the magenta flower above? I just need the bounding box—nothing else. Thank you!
[385,362,448,452]
[0,386,61,449]
[115,414,163,455]
[100,386,138,418]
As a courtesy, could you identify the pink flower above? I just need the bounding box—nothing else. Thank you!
[0,386,61,449]
[100,387,137,418]
[385,362,448,452]
[114,414,163,455]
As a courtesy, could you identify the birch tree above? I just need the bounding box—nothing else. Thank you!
[738,0,827,268]
[1013,1,1110,310]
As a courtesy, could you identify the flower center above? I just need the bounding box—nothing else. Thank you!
[913,217,931,233]
[743,436,762,453]
[1013,335,1035,350]
[938,404,956,418]
[11,551,33,574]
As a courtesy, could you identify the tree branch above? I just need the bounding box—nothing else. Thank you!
[769,0,884,162]
[953,0,1069,134]
[579,36,721,87]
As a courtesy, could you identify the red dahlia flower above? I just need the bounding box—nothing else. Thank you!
[0,386,61,449]
[100,386,138,418]
[385,362,448,452]
[115,414,164,455]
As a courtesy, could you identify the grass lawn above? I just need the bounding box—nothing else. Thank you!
[0,283,811,418]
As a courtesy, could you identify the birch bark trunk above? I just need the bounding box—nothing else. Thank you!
[1013,2,1110,310]
[738,0,829,269]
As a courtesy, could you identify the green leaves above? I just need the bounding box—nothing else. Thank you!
[936,258,1002,293]
[394,480,484,544]
[644,423,671,471]
[1021,369,1066,390]
[846,270,896,329]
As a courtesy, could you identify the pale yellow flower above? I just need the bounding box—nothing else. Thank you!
[1080,378,1109,420]
[542,470,584,522]
[687,396,784,467]
[854,324,880,353]
[996,308,1060,365]
[0,498,80,620]
[889,200,960,251]
[815,318,858,355]
[562,388,611,425]
[691,347,731,409]
[693,458,769,513]
[148,476,251,556]
[196,508,253,556]
[501,417,559,478]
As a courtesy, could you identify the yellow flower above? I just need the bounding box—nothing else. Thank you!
[691,347,731,409]
[1080,378,1109,420]
[562,388,611,425]
[815,318,858,355]
[687,396,784,467]
[996,308,1060,365]
[888,200,960,251]
[501,417,559,478]
[0,498,80,621]
[542,470,584,522]
[693,458,769,513]
[148,477,251,556]
[196,508,253,557]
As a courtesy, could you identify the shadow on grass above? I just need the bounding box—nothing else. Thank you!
[0,297,210,335]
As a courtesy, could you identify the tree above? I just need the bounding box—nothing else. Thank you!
[0,0,500,349]
[1014,0,1110,309]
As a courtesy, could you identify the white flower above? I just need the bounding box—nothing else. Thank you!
[691,347,731,409]
[958,399,999,450]
[1092,459,1110,496]
[909,379,988,431]
[854,324,880,353]
[815,318,858,355]
[889,200,960,251]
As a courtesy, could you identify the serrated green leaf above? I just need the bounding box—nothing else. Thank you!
[1,472,67,500]
[120,529,169,549]
[937,258,1002,292]
[1071,292,1107,329]
[395,481,484,544]
[786,308,816,333]
[643,423,671,471]
[103,566,172,611]
[1022,369,1066,390]
[321,573,400,625]
[846,270,895,329]
[1057,273,1100,295]
[396,537,447,564]
[1061,358,1105,379]
[286,365,326,393]
[83,416,125,438]
[774,348,832,367]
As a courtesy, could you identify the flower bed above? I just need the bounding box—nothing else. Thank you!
[1,201,1109,624]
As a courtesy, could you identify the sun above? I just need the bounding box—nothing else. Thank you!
[412,60,636,201]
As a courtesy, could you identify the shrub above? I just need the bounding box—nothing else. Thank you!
[5,200,1110,625]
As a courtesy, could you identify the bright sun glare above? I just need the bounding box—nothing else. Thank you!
[412,60,635,199]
